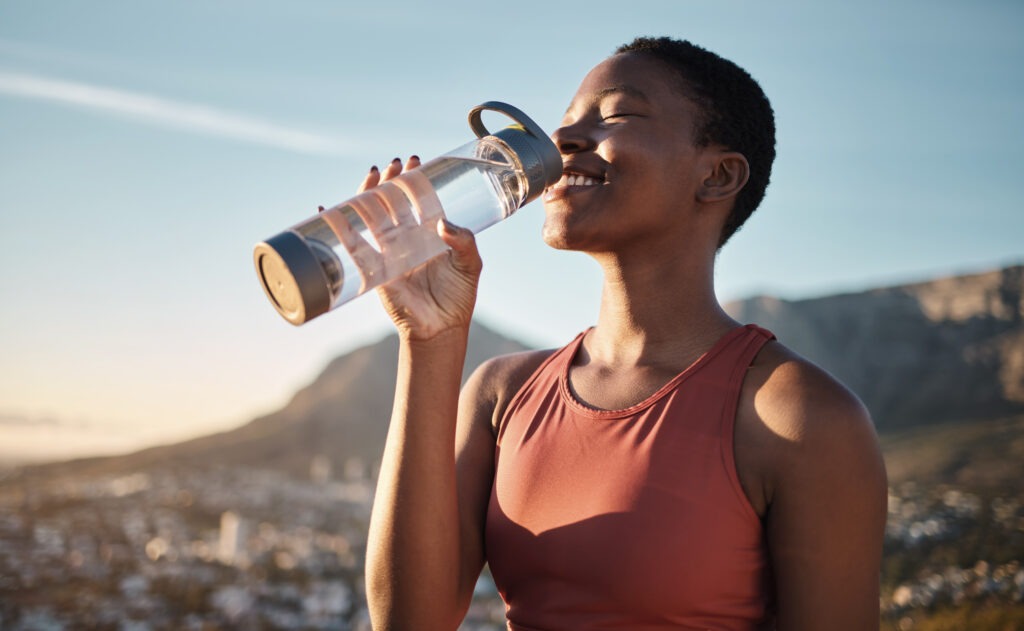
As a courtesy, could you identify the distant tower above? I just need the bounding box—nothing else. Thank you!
[344,457,366,481]
[310,454,333,484]
[218,511,249,566]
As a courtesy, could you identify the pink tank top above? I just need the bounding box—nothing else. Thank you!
[485,324,776,631]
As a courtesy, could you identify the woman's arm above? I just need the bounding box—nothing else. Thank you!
[360,157,494,630]
[752,351,888,630]
[366,329,499,630]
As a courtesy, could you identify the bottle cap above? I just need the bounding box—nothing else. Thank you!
[253,231,332,325]
[468,102,561,204]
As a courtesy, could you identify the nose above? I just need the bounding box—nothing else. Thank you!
[551,120,594,155]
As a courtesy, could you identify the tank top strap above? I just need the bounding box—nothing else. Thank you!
[717,324,777,523]
[733,324,775,380]
[495,329,589,443]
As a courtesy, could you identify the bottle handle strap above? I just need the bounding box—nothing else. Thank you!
[468,101,548,140]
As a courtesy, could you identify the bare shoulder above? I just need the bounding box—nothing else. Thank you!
[739,340,889,627]
[737,340,886,510]
[747,340,874,442]
[461,348,558,434]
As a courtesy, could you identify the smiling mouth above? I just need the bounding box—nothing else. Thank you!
[544,171,606,201]
[554,172,603,188]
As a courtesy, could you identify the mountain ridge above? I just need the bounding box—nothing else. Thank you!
[726,263,1024,429]
[18,263,1024,482]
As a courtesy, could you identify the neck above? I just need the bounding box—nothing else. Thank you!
[586,243,737,368]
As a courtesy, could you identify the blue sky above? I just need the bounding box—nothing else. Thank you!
[1,1,1022,461]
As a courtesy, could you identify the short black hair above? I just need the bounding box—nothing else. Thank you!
[615,36,776,248]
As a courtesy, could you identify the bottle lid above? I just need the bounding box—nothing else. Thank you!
[253,231,332,325]
[468,102,561,204]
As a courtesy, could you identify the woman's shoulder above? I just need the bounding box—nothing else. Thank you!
[732,335,887,526]
[477,347,559,381]
[746,339,872,438]
[466,348,560,429]
[738,338,884,505]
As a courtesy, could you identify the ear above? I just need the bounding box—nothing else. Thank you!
[696,151,749,204]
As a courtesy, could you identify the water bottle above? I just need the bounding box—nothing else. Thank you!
[253,101,561,325]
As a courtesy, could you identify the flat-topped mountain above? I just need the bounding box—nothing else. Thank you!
[20,263,1024,483]
[726,264,1024,429]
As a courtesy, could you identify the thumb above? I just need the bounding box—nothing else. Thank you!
[437,219,482,274]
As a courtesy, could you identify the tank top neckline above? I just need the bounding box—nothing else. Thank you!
[558,324,755,420]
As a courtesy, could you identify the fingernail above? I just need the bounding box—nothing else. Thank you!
[391,157,401,165]
[370,165,378,173]
[318,205,325,213]
[410,155,420,162]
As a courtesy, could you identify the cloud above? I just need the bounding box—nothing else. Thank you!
[0,411,90,428]
[0,412,58,427]
[0,70,349,156]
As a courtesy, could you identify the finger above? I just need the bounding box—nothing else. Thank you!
[437,219,483,275]
[405,155,421,170]
[380,157,402,183]
[357,165,380,193]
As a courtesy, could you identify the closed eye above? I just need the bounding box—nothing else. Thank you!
[601,113,641,124]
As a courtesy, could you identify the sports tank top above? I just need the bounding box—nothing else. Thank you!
[485,324,777,631]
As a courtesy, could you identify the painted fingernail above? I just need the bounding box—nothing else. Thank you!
[318,205,325,213]
[370,165,378,173]
[392,157,401,165]
[410,155,420,162]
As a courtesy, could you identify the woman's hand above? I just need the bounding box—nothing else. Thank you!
[359,156,482,341]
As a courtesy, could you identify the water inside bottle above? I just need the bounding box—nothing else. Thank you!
[433,135,528,227]
[292,151,525,308]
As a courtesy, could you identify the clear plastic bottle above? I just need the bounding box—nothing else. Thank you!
[253,102,560,325]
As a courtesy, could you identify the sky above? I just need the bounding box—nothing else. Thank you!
[1,0,1022,463]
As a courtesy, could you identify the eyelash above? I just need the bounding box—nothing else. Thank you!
[601,113,633,122]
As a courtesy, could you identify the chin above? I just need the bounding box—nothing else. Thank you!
[541,221,600,253]
[541,199,616,252]
[541,228,570,251]
[541,216,577,251]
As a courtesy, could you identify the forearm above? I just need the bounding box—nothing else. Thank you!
[366,327,471,630]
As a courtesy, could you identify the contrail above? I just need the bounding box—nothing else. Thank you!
[0,70,349,156]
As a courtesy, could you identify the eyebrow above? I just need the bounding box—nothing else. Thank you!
[565,84,650,115]
[596,85,650,102]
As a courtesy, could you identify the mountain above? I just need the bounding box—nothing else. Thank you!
[21,263,1024,482]
[25,320,528,480]
[726,264,1024,430]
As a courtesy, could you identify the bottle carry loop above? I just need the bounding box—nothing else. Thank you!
[467,101,561,205]
[468,101,550,141]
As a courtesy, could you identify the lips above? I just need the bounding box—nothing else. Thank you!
[554,172,602,187]
[544,164,607,201]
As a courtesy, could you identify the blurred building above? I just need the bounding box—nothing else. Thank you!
[218,510,250,567]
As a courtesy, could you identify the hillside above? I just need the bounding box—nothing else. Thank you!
[6,264,1024,629]
[880,413,1024,493]
[19,263,1024,485]
[726,264,1024,430]
[22,320,527,480]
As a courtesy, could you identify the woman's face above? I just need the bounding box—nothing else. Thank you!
[542,53,714,254]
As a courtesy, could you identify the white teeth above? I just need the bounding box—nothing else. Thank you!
[558,173,601,188]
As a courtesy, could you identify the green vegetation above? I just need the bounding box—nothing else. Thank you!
[878,415,1024,626]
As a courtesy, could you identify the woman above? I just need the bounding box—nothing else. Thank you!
[363,37,887,630]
